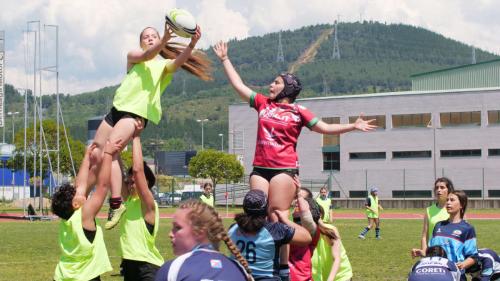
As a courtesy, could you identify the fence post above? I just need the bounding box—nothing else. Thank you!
[403,168,406,209]
[482,168,485,202]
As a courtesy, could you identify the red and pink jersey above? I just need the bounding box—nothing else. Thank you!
[250,92,318,169]
[289,228,321,281]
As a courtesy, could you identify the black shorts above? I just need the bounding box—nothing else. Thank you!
[250,167,299,182]
[122,259,159,281]
[104,107,148,128]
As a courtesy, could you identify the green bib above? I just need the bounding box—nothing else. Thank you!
[120,195,164,266]
[312,224,353,281]
[200,194,214,207]
[366,195,379,218]
[426,203,449,242]
[113,59,174,124]
[54,208,112,281]
[315,197,332,222]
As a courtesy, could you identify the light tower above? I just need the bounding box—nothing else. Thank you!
[332,20,341,60]
[277,31,284,63]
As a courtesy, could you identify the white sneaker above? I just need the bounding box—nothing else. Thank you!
[358,234,366,240]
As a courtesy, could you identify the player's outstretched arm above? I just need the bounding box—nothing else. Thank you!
[213,41,253,102]
[81,140,122,229]
[72,144,96,210]
[128,23,172,67]
[131,119,156,224]
[274,210,312,246]
[312,114,377,135]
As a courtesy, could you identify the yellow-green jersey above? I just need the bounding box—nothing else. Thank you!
[426,203,449,243]
[315,196,332,222]
[312,224,353,281]
[113,59,175,125]
[54,208,112,281]
[365,195,379,218]
[119,195,164,267]
[200,194,214,207]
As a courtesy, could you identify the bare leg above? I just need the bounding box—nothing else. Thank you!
[108,118,136,198]
[88,120,113,187]
[267,174,296,281]
[268,174,296,222]
[250,174,270,194]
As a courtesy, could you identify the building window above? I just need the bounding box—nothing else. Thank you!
[328,191,341,198]
[349,115,386,129]
[489,149,500,156]
[350,152,386,160]
[440,111,481,127]
[392,113,431,128]
[440,149,481,157]
[322,117,340,146]
[463,190,482,198]
[349,191,367,198]
[488,190,500,197]
[392,151,432,159]
[392,190,432,198]
[488,110,500,125]
[323,152,340,171]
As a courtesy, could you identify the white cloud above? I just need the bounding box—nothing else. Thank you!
[195,0,250,47]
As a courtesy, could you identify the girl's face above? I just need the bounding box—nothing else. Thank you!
[204,185,212,195]
[169,208,200,255]
[269,76,285,100]
[446,193,462,216]
[434,181,449,201]
[140,28,160,50]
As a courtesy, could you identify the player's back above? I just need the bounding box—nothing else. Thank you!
[408,257,460,281]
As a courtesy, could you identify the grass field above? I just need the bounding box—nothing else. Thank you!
[1,217,499,281]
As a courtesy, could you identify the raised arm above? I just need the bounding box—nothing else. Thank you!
[127,23,172,70]
[213,41,253,102]
[131,119,156,225]
[81,140,122,229]
[312,114,377,135]
[275,210,312,246]
[72,144,96,209]
[169,26,201,72]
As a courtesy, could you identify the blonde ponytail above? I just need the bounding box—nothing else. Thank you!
[160,42,213,81]
[179,200,254,281]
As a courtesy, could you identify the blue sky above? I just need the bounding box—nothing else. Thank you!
[1,0,500,94]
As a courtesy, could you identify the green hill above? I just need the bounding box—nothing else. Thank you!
[4,21,498,156]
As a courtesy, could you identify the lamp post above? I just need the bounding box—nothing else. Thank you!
[218,133,224,151]
[7,111,20,144]
[196,119,209,150]
[427,115,440,180]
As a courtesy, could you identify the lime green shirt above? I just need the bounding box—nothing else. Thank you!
[316,196,332,222]
[113,59,174,125]
[200,194,214,207]
[426,203,449,242]
[119,195,164,266]
[312,224,353,281]
[366,195,379,218]
[54,208,112,281]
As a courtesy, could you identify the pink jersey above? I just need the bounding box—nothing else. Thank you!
[289,228,321,281]
[250,92,318,169]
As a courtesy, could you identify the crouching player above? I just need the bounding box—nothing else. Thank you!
[408,246,461,281]
[467,248,500,281]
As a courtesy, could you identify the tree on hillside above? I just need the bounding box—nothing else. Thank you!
[8,119,85,178]
[188,149,244,195]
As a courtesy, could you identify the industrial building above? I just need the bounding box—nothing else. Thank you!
[228,59,500,204]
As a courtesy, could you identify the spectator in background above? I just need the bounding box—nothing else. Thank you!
[358,187,383,240]
[199,182,214,207]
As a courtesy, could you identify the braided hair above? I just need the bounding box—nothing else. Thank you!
[179,200,254,281]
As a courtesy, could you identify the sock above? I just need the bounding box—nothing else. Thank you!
[375,227,380,237]
[109,197,122,209]
[360,227,370,236]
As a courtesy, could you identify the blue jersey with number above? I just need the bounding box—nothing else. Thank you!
[228,222,295,278]
[429,220,478,264]
[408,256,461,281]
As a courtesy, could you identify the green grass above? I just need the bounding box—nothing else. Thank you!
[0,218,499,281]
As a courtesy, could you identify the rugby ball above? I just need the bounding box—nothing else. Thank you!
[165,8,197,38]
